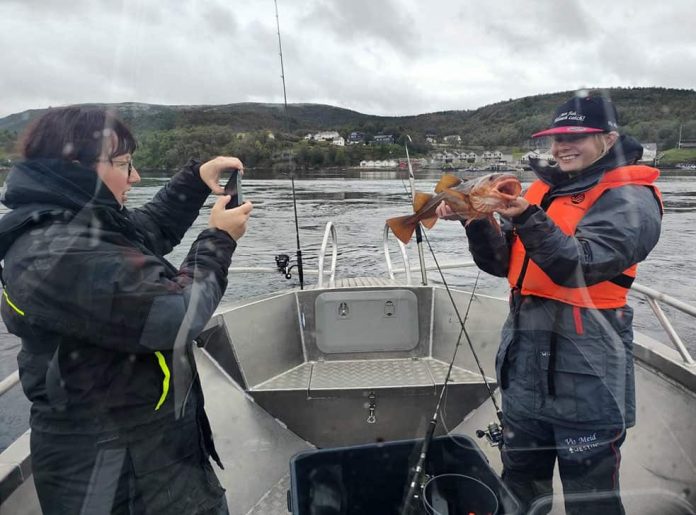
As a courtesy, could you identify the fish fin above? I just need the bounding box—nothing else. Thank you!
[387,215,416,244]
[421,216,438,230]
[413,191,434,212]
[434,174,462,193]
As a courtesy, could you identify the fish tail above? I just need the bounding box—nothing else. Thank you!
[387,215,417,244]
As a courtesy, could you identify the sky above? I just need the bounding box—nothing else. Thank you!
[1,0,695,119]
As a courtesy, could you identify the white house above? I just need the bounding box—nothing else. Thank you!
[305,131,344,146]
[640,143,657,163]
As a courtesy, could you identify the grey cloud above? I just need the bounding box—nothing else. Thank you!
[301,0,421,57]
[464,0,592,53]
[200,3,240,36]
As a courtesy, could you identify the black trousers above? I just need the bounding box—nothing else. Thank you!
[31,417,228,515]
[500,416,626,515]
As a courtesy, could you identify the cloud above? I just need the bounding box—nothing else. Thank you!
[300,0,421,57]
[0,0,694,118]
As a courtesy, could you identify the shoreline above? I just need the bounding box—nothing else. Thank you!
[2,166,695,179]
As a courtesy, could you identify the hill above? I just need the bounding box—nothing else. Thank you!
[1,87,695,169]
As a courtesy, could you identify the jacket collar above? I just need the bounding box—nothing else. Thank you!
[1,158,121,212]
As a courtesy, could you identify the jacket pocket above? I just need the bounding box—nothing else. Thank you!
[540,336,608,423]
[128,418,224,513]
[129,418,198,477]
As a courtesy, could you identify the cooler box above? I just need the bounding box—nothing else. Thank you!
[288,434,520,514]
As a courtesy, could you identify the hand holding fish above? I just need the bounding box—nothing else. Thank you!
[494,197,530,219]
[387,173,522,244]
[435,201,463,220]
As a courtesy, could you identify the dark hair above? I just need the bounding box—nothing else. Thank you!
[20,106,137,165]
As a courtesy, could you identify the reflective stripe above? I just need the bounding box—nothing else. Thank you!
[153,351,170,411]
[2,290,25,316]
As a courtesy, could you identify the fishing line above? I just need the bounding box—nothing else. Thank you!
[420,227,502,421]
[274,0,304,289]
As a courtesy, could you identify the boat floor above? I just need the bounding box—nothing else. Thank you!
[253,357,482,392]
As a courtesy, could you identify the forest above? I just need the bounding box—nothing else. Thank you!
[1,87,695,170]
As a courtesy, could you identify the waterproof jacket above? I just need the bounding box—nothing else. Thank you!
[464,136,662,429]
[508,165,662,308]
[0,158,235,435]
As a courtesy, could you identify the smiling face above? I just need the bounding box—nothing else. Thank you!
[551,132,618,173]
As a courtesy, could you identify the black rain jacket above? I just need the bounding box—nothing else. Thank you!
[0,158,235,435]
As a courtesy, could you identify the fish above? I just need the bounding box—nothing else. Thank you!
[387,173,522,244]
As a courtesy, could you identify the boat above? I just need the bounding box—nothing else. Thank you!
[1,220,694,514]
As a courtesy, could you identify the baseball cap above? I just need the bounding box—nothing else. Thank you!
[532,96,619,138]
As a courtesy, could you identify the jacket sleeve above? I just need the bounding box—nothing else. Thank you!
[127,159,211,256]
[2,225,236,354]
[464,218,513,277]
[514,185,662,287]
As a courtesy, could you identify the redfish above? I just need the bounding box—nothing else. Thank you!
[387,173,522,244]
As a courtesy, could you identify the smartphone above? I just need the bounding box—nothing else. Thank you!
[223,169,243,209]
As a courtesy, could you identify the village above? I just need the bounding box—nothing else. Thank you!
[302,129,662,171]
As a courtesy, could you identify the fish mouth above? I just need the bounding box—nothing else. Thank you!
[495,178,522,198]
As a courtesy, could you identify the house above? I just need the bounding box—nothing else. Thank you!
[520,150,553,164]
[372,134,395,145]
[348,132,365,145]
[425,133,438,144]
[640,143,657,163]
[304,131,344,146]
[443,135,461,146]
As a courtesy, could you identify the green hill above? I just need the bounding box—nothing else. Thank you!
[1,87,695,169]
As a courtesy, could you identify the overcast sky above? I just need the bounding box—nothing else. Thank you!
[1,0,695,119]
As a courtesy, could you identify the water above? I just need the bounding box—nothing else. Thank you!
[1,169,695,451]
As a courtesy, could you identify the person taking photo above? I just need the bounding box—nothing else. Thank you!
[0,106,252,514]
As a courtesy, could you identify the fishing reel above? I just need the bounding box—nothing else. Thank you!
[275,254,294,280]
[476,421,504,448]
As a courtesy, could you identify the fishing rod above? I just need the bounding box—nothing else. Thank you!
[397,148,504,515]
[274,0,304,289]
[400,273,480,515]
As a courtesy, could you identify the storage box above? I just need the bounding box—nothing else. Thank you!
[289,434,520,514]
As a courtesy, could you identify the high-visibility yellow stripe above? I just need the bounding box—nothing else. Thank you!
[154,351,170,411]
[2,290,25,316]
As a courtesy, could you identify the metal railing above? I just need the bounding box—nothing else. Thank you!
[631,282,696,365]
[225,222,338,283]
[316,222,338,288]
[384,251,696,366]
[382,223,412,284]
[0,370,19,397]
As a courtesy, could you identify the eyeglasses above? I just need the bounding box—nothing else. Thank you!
[96,158,134,177]
[552,134,593,144]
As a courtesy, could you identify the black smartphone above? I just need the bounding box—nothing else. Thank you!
[223,169,243,209]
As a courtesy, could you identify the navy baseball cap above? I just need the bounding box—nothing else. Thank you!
[532,96,619,138]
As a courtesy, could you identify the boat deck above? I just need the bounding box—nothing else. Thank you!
[252,357,481,392]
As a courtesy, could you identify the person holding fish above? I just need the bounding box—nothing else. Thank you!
[0,107,252,514]
[433,95,663,514]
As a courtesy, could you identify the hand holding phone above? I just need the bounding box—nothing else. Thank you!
[223,168,243,209]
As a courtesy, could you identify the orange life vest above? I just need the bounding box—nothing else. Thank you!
[508,165,663,308]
